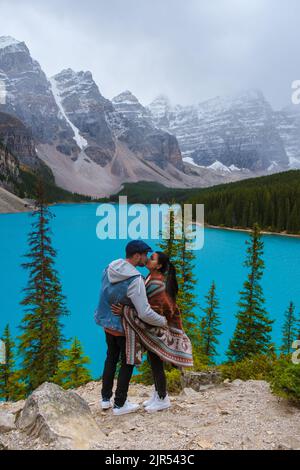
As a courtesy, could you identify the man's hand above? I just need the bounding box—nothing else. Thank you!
[111,303,123,316]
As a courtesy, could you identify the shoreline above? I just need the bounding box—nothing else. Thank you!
[205,223,300,239]
[1,199,299,239]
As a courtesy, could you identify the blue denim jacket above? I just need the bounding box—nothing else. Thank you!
[94,268,140,333]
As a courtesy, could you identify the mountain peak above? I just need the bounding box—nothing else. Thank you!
[0,36,22,50]
[112,90,140,105]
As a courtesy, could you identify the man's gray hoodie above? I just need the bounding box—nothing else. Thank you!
[107,259,167,327]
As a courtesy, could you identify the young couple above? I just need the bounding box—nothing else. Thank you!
[94,240,193,416]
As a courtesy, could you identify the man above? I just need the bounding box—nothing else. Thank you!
[95,240,167,416]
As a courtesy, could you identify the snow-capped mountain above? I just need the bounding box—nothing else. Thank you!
[1,35,293,197]
[0,37,199,196]
[148,90,290,173]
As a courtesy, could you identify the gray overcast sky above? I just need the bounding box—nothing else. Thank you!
[1,0,299,109]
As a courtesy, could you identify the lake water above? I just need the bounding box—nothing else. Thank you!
[0,203,299,378]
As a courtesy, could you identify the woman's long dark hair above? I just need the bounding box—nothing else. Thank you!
[156,251,178,301]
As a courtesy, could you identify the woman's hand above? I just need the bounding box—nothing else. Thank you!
[111,303,123,316]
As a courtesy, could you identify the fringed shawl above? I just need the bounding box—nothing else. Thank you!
[122,272,193,367]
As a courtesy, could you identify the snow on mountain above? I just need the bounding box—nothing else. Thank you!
[0,36,21,50]
[207,160,231,173]
[229,164,241,171]
[182,156,203,167]
[148,90,289,173]
[49,76,88,150]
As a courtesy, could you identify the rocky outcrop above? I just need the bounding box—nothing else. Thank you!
[16,382,105,450]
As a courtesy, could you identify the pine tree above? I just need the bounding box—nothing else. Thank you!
[280,302,298,355]
[199,281,222,365]
[0,325,26,401]
[52,338,92,389]
[227,224,274,362]
[19,180,68,393]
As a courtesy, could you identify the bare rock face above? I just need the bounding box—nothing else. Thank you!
[112,90,184,171]
[0,139,19,189]
[16,382,105,450]
[0,111,52,179]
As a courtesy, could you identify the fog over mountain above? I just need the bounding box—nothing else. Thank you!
[1,0,300,109]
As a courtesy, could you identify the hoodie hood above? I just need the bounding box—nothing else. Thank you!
[107,259,141,284]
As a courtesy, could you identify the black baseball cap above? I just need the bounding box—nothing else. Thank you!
[126,240,153,257]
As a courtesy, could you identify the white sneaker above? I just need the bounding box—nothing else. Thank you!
[143,390,158,407]
[101,399,112,410]
[145,394,171,413]
[113,400,140,416]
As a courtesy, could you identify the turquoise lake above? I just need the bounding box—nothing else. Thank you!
[0,203,299,378]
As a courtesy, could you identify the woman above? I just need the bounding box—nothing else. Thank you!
[112,251,193,413]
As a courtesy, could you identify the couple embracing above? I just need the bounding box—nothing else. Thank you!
[94,240,193,416]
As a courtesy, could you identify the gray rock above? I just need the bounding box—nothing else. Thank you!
[16,382,105,450]
[181,369,222,391]
[0,410,16,433]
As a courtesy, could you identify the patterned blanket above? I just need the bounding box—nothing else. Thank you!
[122,305,194,368]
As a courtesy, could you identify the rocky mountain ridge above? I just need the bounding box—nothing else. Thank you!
[148,90,300,172]
[0,36,261,197]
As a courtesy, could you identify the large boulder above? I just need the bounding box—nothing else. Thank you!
[16,382,105,450]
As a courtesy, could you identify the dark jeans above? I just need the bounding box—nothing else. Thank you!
[148,350,167,399]
[101,331,134,408]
